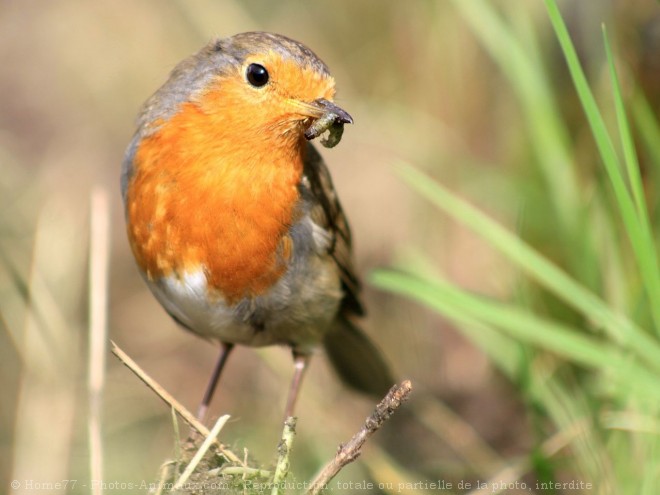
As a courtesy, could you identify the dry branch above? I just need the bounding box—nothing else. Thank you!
[307,380,413,495]
[110,340,242,464]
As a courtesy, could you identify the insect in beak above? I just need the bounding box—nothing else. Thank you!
[303,98,353,148]
[287,98,353,148]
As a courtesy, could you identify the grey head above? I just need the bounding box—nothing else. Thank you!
[121,32,332,202]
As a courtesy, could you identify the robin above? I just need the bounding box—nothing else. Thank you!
[121,32,393,421]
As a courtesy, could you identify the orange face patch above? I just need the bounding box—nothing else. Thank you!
[245,50,336,106]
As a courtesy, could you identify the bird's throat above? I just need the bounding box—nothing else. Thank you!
[126,101,305,303]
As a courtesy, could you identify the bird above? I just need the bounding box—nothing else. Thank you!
[121,31,393,421]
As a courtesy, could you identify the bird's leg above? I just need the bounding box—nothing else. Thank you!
[196,342,234,423]
[284,352,311,420]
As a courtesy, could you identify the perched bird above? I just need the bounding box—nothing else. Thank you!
[121,32,392,421]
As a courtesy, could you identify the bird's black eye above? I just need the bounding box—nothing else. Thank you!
[246,63,269,87]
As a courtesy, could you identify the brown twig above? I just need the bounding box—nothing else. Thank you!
[110,340,243,464]
[306,380,413,495]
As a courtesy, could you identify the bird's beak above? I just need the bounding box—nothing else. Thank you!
[300,98,353,148]
[287,98,353,124]
[306,98,353,125]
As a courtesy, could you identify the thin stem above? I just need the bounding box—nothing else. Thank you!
[88,187,110,495]
[307,380,413,495]
[110,340,242,464]
[173,414,231,491]
[271,417,297,495]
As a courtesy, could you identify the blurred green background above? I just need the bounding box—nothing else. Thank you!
[2,0,659,494]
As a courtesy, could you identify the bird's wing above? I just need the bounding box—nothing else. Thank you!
[301,142,365,316]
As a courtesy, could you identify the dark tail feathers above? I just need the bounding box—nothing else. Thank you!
[323,315,394,397]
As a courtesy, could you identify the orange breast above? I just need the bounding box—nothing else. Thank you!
[125,88,304,304]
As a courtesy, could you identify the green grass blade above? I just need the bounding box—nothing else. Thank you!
[602,25,660,333]
[603,27,645,217]
[372,269,660,403]
[384,255,523,378]
[373,270,610,368]
[541,378,616,491]
[393,162,660,367]
[632,91,660,169]
[453,0,580,237]
[545,0,660,334]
